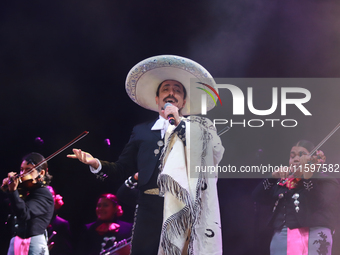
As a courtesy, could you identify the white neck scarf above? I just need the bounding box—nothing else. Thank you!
[151,116,169,139]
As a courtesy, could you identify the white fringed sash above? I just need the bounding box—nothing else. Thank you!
[157,116,223,255]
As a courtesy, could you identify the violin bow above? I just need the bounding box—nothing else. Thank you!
[308,122,340,156]
[282,122,340,180]
[217,126,231,137]
[6,131,89,185]
[34,131,89,169]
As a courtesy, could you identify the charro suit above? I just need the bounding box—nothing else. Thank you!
[98,119,163,190]
[252,175,340,231]
[252,175,340,254]
[94,116,224,254]
[76,220,133,255]
[7,186,54,255]
[95,119,167,255]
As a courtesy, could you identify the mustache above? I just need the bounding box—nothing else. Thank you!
[163,96,178,103]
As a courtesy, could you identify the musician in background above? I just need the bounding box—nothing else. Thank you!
[0,187,11,254]
[1,152,54,255]
[47,186,73,255]
[76,193,132,255]
[252,140,340,255]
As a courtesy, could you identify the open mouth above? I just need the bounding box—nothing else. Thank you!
[163,97,178,104]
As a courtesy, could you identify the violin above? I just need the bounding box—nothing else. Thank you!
[277,122,340,183]
[1,131,89,193]
[18,166,43,189]
[1,157,50,199]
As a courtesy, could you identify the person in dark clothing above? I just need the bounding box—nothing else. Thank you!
[68,55,224,255]
[1,152,54,255]
[47,186,73,255]
[116,173,139,221]
[252,140,340,255]
[0,190,11,254]
[76,193,132,255]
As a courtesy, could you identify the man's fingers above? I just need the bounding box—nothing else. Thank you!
[81,152,87,163]
[66,149,84,161]
[67,148,94,166]
[74,148,81,158]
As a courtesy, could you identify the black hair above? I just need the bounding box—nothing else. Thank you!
[22,152,53,186]
[156,80,187,99]
[98,193,119,206]
[23,152,47,172]
[293,140,315,153]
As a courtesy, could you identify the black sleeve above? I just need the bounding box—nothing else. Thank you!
[95,128,139,185]
[251,178,278,205]
[299,178,340,222]
[298,178,339,207]
[116,182,139,208]
[8,188,54,221]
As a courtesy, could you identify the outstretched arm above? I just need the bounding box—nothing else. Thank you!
[67,148,100,169]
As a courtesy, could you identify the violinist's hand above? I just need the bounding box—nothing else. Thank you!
[314,150,326,164]
[162,104,180,126]
[2,172,19,192]
[299,150,326,179]
[67,149,99,169]
[272,166,290,179]
[1,176,9,192]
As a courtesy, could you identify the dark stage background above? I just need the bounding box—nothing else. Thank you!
[1,1,340,254]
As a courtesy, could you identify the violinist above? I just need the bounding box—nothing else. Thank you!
[252,140,340,255]
[1,152,54,255]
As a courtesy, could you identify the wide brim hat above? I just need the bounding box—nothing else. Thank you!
[125,55,218,115]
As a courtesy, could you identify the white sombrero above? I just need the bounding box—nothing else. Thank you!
[125,55,218,115]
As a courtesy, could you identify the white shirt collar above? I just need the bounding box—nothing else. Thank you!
[151,116,169,138]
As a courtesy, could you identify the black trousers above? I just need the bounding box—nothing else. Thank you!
[130,193,164,255]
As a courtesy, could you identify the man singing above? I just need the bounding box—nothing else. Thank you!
[68,55,225,255]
